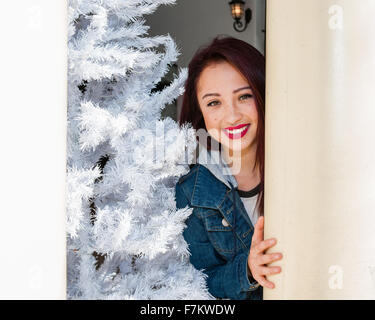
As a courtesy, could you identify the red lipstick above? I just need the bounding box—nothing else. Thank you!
[222,123,250,140]
[224,123,249,130]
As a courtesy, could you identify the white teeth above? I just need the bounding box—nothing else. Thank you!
[225,125,249,134]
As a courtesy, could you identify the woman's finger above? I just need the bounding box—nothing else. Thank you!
[258,265,282,276]
[258,252,283,265]
[254,237,277,255]
[255,275,275,289]
[251,216,264,245]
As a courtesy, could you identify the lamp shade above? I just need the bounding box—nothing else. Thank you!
[229,0,244,20]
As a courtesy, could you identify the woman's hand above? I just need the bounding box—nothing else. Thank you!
[247,216,283,289]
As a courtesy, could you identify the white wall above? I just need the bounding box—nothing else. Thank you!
[146,0,266,68]
[0,0,66,299]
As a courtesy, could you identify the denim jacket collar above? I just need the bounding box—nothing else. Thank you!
[196,145,238,190]
[191,145,252,228]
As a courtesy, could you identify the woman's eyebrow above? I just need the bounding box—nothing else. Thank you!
[201,86,252,100]
[233,86,252,93]
[202,93,220,100]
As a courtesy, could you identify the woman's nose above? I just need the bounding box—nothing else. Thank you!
[225,102,242,124]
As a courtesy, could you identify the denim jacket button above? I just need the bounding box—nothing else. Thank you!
[222,218,229,227]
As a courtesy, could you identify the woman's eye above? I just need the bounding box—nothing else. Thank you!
[239,93,253,101]
[207,100,220,107]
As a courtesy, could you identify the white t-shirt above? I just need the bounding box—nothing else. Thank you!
[238,184,261,227]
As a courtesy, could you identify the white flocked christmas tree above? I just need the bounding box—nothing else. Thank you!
[67,0,212,299]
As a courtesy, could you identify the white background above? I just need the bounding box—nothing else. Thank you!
[0,0,66,299]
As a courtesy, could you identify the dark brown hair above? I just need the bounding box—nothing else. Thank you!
[179,35,265,215]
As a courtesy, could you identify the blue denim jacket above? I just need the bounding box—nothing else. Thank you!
[175,147,263,300]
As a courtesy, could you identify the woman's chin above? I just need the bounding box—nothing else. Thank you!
[220,138,252,153]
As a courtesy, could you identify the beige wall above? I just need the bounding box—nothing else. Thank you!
[265,0,375,299]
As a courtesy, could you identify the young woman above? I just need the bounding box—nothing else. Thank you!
[175,36,283,300]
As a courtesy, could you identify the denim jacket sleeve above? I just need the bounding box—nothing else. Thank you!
[176,182,260,300]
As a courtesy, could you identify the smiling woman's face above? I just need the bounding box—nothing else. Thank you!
[196,60,258,153]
